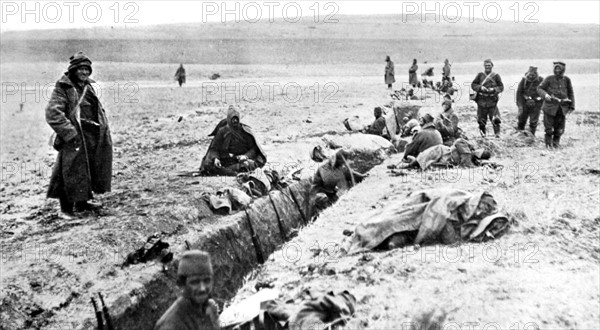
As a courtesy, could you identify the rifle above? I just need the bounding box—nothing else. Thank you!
[98,292,115,330]
[91,297,104,330]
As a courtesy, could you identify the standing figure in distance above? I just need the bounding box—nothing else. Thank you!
[175,64,186,87]
[409,59,419,88]
[46,51,113,219]
[537,61,575,149]
[384,56,395,90]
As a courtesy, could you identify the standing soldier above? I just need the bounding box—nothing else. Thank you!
[516,66,544,135]
[175,64,186,87]
[384,56,395,89]
[409,59,419,87]
[442,59,452,82]
[46,51,113,219]
[537,61,574,149]
[155,250,220,330]
[471,59,504,138]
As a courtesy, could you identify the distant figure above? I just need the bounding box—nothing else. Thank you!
[537,61,575,149]
[442,59,451,82]
[409,59,419,87]
[471,59,504,138]
[199,106,267,176]
[363,106,390,140]
[516,66,544,136]
[155,250,220,330]
[46,51,113,219]
[175,64,186,87]
[384,56,395,89]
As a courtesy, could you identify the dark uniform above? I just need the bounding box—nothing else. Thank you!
[46,52,113,215]
[516,66,544,135]
[199,107,267,176]
[537,61,575,148]
[471,59,504,137]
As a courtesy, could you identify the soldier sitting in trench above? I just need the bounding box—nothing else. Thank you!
[434,94,464,146]
[310,148,366,211]
[155,250,220,330]
[199,106,267,176]
[361,106,391,140]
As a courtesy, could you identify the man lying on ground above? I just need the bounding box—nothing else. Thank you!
[401,138,491,170]
[199,106,267,176]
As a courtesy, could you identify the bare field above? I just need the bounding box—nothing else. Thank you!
[1,58,599,329]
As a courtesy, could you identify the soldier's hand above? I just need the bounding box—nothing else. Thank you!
[237,155,248,162]
[480,86,488,92]
[69,136,82,151]
[545,94,552,101]
[205,299,220,326]
[214,158,222,168]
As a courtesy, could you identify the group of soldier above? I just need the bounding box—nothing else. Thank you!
[384,57,575,149]
[42,51,575,329]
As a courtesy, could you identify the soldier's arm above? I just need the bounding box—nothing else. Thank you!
[493,74,504,93]
[537,77,550,98]
[566,77,575,110]
[403,134,421,159]
[516,79,525,106]
[45,86,79,143]
[471,74,483,92]
[243,145,258,160]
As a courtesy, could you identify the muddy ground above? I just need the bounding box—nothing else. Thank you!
[1,60,599,329]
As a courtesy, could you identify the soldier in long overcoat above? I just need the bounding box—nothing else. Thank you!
[46,52,113,217]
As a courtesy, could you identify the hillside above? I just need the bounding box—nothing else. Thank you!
[1,15,598,64]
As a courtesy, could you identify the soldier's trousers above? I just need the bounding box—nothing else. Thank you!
[477,105,501,135]
[543,111,566,147]
[517,104,542,135]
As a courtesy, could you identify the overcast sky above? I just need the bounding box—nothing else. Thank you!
[1,1,599,32]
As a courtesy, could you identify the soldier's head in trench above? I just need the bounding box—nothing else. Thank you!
[177,250,214,306]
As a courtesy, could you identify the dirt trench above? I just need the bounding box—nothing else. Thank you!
[78,154,389,330]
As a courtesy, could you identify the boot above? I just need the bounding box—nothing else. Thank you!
[479,127,486,138]
[544,134,554,149]
[529,126,536,136]
[553,135,561,149]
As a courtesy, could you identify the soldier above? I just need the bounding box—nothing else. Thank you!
[442,59,451,82]
[537,61,575,149]
[175,64,186,87]
[471,59,504,138]
[409,59,419,88]
[516,66,544,135]
[403,113,443,160]
[46,51,113,219]
[199,106,267,176]
[435,94,462,146]
[363,106,390,140]
[311,149,366,210]
[384,56,395,89]
[155,250,220,330]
